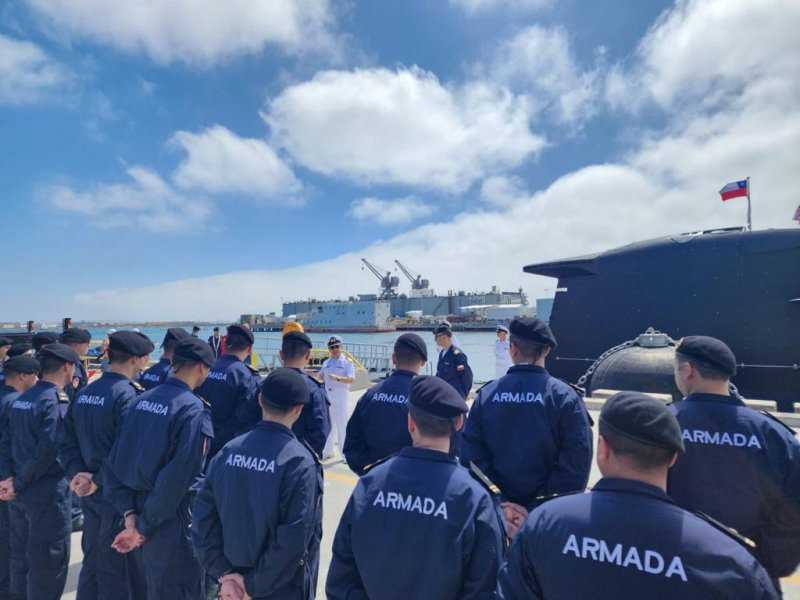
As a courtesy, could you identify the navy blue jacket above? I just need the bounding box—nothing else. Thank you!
[289,370,330,457]
[461,364,593,509]
[0,381,65,496]
[497,477,779,599]
[326,446,504,600]
[65,359,89,403]
[103,377,213,537]
[193,421,322,599]
[436,346,473,398]
[343,370,414,475]
[197,354,261,457]
[667,392,800,577]
[138,357,172,391]
[58,372,143,486]
[0,385,21,474]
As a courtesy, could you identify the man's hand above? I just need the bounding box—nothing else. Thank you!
[0,477,16,501]
[69,473,97,497]
[500,501,528,538]
[219,573,251,600]
[111,515,147,553]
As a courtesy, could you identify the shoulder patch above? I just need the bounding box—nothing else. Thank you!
[362,453,394,474]
[196,394,212,409]
[760,411,797,435]
[131,380,145,393]
[57,390,69,403]
[299,438,322,466]
[694,510,757,550]
[532,489,584,508]
[453,349,461,355]
[468,461,501,496]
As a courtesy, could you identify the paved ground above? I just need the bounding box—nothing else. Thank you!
[61,393,800,599]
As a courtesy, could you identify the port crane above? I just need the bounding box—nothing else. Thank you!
[361,258,400,299]
[394,260,434,298]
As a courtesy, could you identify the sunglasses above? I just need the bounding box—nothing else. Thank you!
[328,344,341,350]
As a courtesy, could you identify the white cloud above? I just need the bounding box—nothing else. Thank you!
[42,167,211,233]
[171,125,303,203]
[349,197,435,226]
[481,25,603,128]
[264,67,545,192]
[479,175,529,208]
[0,34,71,104]
[23,0,340,65]
[449,0,551,13]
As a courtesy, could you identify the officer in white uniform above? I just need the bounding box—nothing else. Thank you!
[321,336,356,459]
[494,325,513,379]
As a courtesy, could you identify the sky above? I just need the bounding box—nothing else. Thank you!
[1,0,798,321]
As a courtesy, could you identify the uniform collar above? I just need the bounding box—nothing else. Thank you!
[159,356,171,364]
[683,392,744,407]
[592,477,674,504]
[1,384,16,393]
[163,377,191,391]
[390,369,417,378]
[221,354,241,362]
[101,371,130,382]
[34,380,59,391]
[507,364,546,374]
[398,446,457,464]
[256,420,294,436]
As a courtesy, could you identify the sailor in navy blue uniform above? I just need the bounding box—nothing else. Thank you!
[31,332,59,360]
[0,356,39,599]
[667,335,800,585]
[0,337,12,386]
[343,333,426,475]
[434,323,473,398]
[327,376,504,600]
[0,344,79,600]
[6,343,33,359]
[497,391,779,600]
[103,337,214,600]
[462,317,593,521]
[59,331,154,600]
[60,328,92,403]
[193,368,323,600]
[277,331,331,457]
[197,323,261,459]
[138,327,190,391]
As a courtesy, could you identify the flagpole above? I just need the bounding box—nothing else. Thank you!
[746,176,752,231]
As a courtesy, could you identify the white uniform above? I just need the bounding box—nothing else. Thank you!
[320,355,355,457]
[494,338,513,379]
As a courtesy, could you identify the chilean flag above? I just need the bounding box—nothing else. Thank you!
[719,180,749,201]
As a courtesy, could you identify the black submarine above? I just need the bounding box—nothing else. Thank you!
[524,227,800,411]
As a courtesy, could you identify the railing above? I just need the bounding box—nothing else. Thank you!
[252,336,395,374]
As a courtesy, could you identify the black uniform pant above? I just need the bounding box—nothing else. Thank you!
[77,492,147,600]
[141,497,202,600]
[0,500,9,598]
[9,477,71,600]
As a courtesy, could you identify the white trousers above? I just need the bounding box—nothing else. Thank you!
[323,387,350,456]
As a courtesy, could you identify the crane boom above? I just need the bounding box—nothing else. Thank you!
[361,258,400,299]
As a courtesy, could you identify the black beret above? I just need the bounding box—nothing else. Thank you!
[32,332,59,350]
[394,333,427,361]
[282,330,312,349]
[259,368,309,408]
[8,343,32,357]
[675,336,736,377]
[173,337,216,368]
[0,337,12,347]
[3,356,40,375]
[60,328,91,344]
[40,343,81,365]
[509,317,557,348]
[192,325,201,332]
[600,391,684,454]
[109,331,155,357]
[410,375,468,419]
[432,322,452,335]
[227,323,254,344]
[162,327,190,347]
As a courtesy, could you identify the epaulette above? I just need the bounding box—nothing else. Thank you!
[57,390,69,403]
[453,349,462,356]
[760,411,796,435]
[468,461,501,496]
[195,394,212,410]
[362,453,394,474]
[694,510,757,550]
[532,489,584,508]
[474,380,494,396]
[299,438,322,466]
[306,373,324,386]
[131,380,145,393]
[560,379,586,398]
[245,363,259,374]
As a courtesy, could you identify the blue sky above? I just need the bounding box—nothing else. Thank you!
[1,0,798,321]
